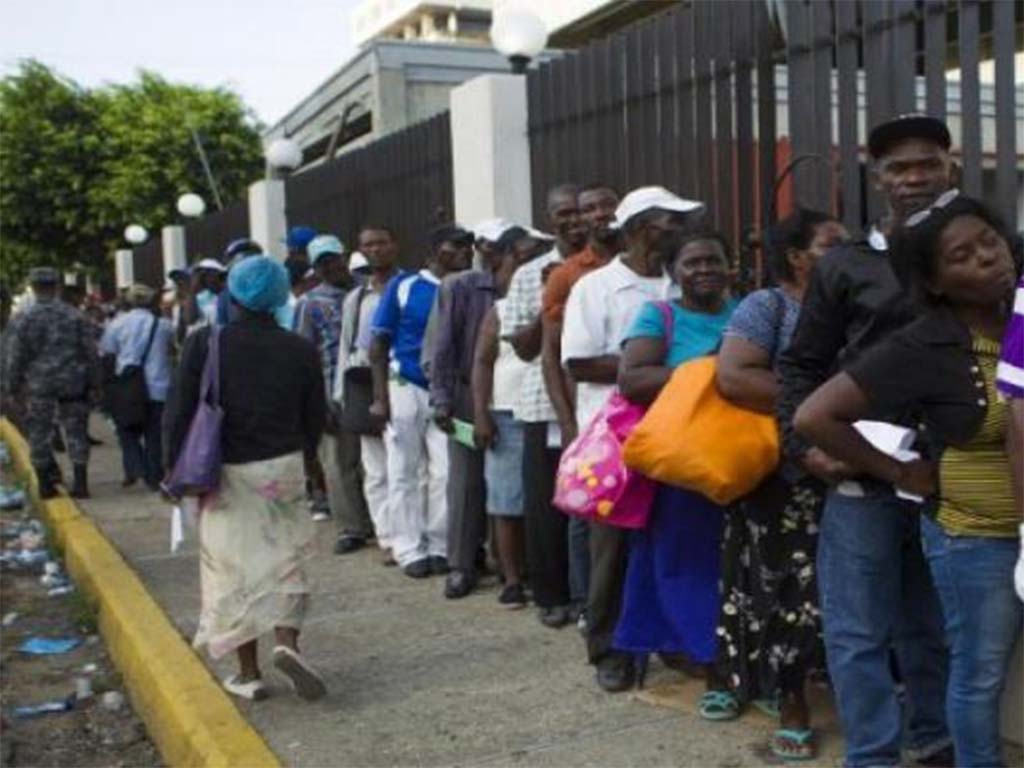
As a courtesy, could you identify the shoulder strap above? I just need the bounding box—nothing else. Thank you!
[349,285,369,354]
[654,300,675,353]
[769,287,789,357]
[199,326,221,404]
[140,314,159,366]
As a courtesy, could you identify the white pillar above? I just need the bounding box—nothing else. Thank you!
[248,179,288,261]
[450,74,533,228]
[161,225,187,276]
[114,249,134,289]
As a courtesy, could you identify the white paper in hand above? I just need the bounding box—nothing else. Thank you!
[853,420,917,455]
[170,506,184,554]
[892,449,925,504]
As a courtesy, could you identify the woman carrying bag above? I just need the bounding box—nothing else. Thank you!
[612,231,737,676]
[165,256,327,702]
[702,210,849,762]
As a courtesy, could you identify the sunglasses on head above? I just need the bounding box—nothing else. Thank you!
[904,188,960,229]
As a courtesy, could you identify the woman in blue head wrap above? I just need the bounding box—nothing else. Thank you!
[165,255,330,701]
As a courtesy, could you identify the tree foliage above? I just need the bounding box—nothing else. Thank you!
[1,61,264,286]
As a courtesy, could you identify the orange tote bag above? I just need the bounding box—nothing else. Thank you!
[622,356,779,505]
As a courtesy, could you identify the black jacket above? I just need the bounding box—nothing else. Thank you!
[846,304,994,453]
[777,238,916,467]
[165,313,325,466]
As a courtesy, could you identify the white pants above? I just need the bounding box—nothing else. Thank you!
[385,381,448,566]
[360,434,391,549]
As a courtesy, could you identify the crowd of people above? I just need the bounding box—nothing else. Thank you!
[1,112,1022,767]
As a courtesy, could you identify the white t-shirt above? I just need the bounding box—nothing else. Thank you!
[492,299,530,411]
[561,256,673,430]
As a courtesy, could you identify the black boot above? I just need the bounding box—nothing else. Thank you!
[36,464,59,500]
[70,464,90,499]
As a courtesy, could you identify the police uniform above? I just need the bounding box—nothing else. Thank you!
[4,268,99,495]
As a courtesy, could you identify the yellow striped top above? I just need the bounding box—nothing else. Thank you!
[937,337,1017,537]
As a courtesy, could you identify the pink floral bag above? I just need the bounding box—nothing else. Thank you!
[552,301,673,529]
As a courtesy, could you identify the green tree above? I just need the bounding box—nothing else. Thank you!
[0,61,104,285]
[0,61,264,286]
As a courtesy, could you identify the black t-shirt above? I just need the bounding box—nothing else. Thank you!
[166,313,325,465]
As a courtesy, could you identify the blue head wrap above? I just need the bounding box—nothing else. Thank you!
[227,255,290,313]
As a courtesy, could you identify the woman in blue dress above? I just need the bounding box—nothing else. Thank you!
[613,231,737,672]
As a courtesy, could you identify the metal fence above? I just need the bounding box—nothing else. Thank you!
[285,112,454,268]
[131,200,250,288]
[131,239,164,289]
[130,114,450,286]
[183,200,250,263]
[527,0,1021,281]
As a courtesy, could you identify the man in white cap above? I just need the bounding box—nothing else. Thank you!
[190,258,227,328]
[333,224,401,564]
[562,185,704,692]
[295,235,372,552]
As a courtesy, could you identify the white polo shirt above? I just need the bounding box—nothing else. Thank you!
[561,256,674,430]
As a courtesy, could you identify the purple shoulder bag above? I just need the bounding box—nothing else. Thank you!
[164,327,224,498]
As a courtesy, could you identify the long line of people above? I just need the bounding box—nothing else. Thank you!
[3,111,1021,767]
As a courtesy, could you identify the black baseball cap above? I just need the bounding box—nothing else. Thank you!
[430,224,473,250]
[868,113,951,159]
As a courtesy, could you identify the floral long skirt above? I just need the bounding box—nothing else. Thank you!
[193,451,317,659]
[715,474,826,701]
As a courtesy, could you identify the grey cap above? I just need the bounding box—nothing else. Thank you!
[28,267,60,285]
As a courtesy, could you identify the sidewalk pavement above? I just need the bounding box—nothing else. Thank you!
[80,418,846,767]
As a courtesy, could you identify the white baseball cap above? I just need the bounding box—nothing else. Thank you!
[523,226,555,243]
[613,186,705,230]
[349,251,370,272]
[194,258,227,273]
[473,218,516,244]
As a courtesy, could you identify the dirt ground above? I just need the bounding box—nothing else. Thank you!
[0,450,160,768]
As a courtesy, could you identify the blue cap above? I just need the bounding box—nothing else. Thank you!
[285,226,318,251]
[227,255,290,313]
[307,234,345,265]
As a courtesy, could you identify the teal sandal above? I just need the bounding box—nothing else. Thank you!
[698,690,740,721]
[770,729,816,761]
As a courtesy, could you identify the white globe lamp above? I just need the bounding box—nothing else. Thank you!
[124,224,148,245]
[490,7,548,74]
[266,138,303,173]
[176,192,206,218]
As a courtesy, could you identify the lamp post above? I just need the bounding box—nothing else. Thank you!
[490,7,548,74]
[124,224,148,245]
[176,192,206,219]
[265,138,303,180]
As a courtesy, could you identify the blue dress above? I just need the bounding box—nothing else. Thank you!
[612,299,736,662]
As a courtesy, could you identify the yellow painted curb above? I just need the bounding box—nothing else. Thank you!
[1,418,280,768]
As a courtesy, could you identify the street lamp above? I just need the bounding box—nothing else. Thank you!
[176,192,206,219]
[266,138,303,178]
[124,224,148,245]
[490,7,548,74]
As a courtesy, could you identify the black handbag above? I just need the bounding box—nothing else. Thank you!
[107,315,158,430]
[337,287,382,436]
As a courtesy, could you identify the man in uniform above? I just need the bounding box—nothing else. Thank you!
[3,267,100,498]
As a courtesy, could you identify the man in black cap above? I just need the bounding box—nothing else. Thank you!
[429,222,504,598]
[3,268,100,498]
[778,114,954,767]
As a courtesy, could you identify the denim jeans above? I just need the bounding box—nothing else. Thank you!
[817,490,950,767]
[921,516,1023,768]
[568,517,590,608]
[117,401,164,487]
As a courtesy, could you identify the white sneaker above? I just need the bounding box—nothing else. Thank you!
[222,674,268,701]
